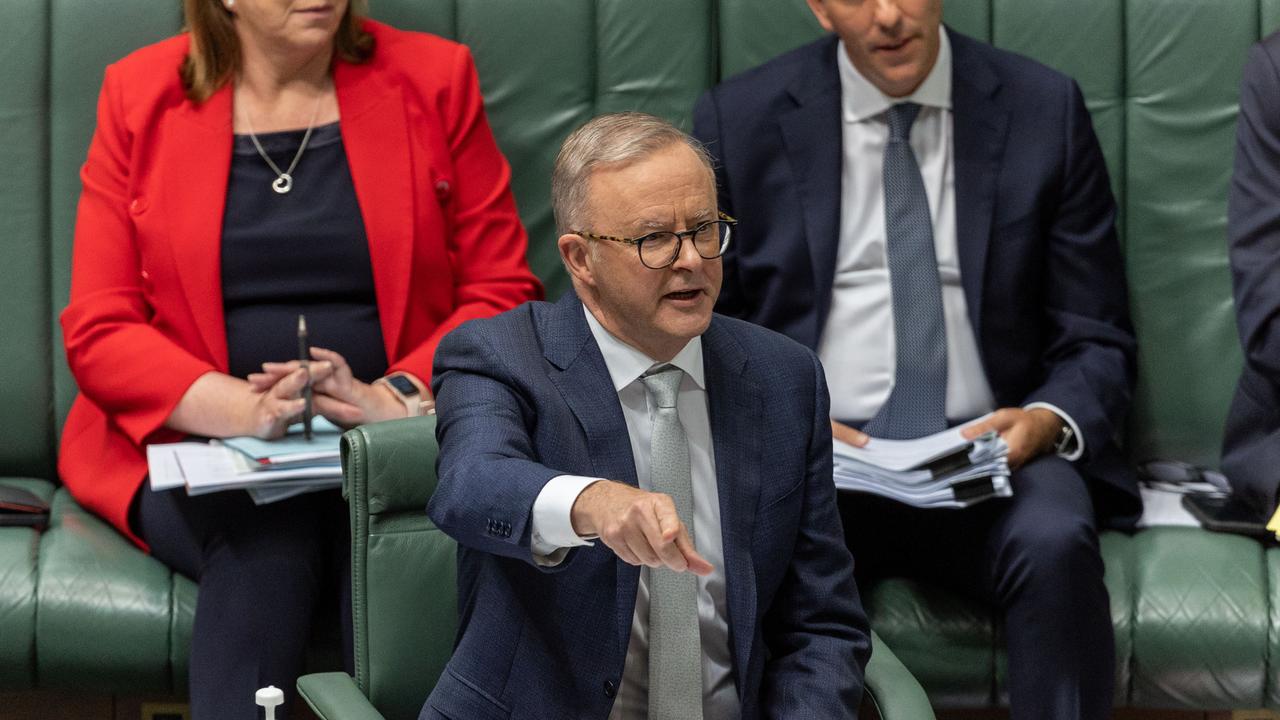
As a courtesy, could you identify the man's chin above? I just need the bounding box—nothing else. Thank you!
[659,312,713,342]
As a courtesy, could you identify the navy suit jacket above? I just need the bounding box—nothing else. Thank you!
[423,291,871,720]
[692,29,1140,522]
[1223,32,1280,516]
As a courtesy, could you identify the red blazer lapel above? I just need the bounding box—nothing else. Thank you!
[335,59,414,361]
[164,84,233,370]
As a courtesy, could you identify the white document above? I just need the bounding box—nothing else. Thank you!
[833,419,990,472]
[147,442,210,491]
[146,439,342,503]
[831,424,1011,509]
[1136,482,1221,528]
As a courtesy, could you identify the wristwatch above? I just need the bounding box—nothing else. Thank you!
[375,373,424,417]
[1052,423,1077,456]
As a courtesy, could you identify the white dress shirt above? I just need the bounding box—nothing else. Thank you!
[820,32,1082,458]
[530,307,739,720]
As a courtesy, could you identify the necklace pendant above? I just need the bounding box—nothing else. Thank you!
[272,173,293,194]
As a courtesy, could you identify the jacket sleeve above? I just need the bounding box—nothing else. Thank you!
[1229,42,1280,382]
[426,320,569,569]
[59,64,216,447]
[1019,77,1136,462]
[759,351,870,718]
[386,45,543,384]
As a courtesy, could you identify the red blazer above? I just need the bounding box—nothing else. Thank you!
[59,21,542,547]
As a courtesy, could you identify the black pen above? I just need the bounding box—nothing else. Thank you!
[298,314,313,441]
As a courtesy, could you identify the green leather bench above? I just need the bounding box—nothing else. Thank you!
[1,0,1278,713]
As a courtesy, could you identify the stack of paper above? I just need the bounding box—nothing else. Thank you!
[833,425,1011,509]
[147,419,344,504]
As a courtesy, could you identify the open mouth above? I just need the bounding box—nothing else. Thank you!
[877,37,914,53]
[665,289,702,301]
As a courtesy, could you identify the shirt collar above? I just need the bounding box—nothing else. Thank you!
[583,306,706,393]
[838,27,952,123]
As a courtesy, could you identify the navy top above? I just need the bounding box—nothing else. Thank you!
[221,121,389,383]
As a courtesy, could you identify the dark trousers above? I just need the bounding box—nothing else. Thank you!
[131,485,353,720]
[842,454,1114,720]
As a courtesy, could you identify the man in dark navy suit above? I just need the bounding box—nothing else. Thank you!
[1224,31,1280,534]
[422,112,870,720]
[693,2,1138,718]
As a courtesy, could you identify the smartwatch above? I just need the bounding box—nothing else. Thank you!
[375,373,423,417]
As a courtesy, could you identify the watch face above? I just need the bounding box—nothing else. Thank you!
[386,374,419,397]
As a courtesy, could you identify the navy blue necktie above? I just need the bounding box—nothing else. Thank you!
[863,102,948,440]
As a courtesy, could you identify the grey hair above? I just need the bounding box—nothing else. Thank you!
[551,111,716,235]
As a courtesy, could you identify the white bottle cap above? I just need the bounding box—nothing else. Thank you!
[255,685,285,720]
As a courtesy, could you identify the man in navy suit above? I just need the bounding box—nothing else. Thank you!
[1223,31,1280,530]
[692,2,1137,718]
[423,112,870,720]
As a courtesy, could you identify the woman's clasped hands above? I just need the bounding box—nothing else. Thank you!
[246,346,417,438]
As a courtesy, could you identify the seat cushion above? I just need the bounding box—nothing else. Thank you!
[35,489,194,692]
[0,478,55,689]
[865,527,1271,710]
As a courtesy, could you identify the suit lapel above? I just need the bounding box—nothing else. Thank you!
[540,291,641,655]
[949,29,1009,339]
[702,318,761,684]
[778,37,844,336]
[335,59,414,361]
[166,86,233,368]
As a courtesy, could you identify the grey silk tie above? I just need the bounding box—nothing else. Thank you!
[640,365,703,720]
[862,102,949,440]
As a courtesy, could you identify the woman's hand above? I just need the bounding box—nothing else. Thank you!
[166,369,312,440]
[244,368,313,439]
[253,347,409,429]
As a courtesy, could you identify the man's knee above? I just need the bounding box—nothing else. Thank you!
[995,460,1105,595]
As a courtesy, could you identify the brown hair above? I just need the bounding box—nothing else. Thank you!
[179,0,375,103]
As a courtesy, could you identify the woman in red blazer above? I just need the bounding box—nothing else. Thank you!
[59,1,541,716]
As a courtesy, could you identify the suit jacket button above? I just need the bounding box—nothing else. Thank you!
[603,679,616,698]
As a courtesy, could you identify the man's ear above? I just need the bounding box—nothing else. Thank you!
[559,233,595,288]
[805,0,835,33]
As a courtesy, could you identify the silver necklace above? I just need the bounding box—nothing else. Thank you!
[241,90,325,194]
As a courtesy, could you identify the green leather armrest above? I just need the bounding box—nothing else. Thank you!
[866,629,936,720]
[298,672,387,720]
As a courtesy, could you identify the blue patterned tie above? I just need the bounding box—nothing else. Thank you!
[863,103,948,440]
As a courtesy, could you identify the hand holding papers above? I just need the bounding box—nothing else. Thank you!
[833,425,1011,509]
[147,418,343,504]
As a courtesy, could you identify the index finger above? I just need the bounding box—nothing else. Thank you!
[964,409,1014,439]
[649,499,692,572]
[673,529,713,577]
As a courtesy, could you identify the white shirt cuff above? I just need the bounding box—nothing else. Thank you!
[1023,401,1084,462]
[530,475,600,566]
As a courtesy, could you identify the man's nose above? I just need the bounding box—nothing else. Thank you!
[670,233,705,271]
[873,0,904,29]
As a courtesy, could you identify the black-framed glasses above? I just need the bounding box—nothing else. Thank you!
[574,212,737,270]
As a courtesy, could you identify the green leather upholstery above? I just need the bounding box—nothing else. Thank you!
[3,0,1280,712]
[302,418,935,720]
[0,480,51,690]
[343,416,454,720]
